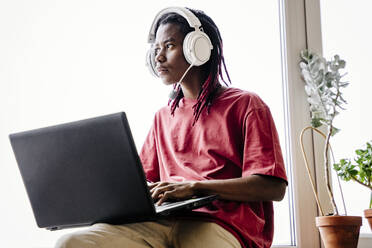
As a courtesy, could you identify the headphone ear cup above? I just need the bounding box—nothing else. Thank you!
[183,31,212,66]
[146,49,159,77]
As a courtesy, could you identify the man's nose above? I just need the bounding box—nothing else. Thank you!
[155,49,166,63]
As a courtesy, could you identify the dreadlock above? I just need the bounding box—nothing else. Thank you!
[154,8,231,124]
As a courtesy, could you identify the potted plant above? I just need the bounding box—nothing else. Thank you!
[299,49,362,248]
[334,141,372,230]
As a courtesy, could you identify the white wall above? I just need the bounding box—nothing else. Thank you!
[0,1,169,247]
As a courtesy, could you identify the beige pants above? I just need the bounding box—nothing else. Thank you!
[54,219,241,248]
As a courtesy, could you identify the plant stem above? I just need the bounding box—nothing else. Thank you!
[324,124,339,215]
[350,176,372,191]
[323,80,343,215]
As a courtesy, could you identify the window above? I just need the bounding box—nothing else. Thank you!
[320,0,372,235]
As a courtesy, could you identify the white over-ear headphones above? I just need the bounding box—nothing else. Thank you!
[146,7,213,77]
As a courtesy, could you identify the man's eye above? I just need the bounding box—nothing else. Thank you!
[154,48,160,55]
[166,44,174,49]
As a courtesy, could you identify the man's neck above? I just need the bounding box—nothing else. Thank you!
[179,70,205,99]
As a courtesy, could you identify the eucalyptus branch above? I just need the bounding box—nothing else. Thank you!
[323,67,342,215]
[300,50,349,215]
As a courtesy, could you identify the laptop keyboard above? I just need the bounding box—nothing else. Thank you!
[155,201,181,210]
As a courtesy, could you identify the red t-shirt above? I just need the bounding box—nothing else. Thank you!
[140,87,287,248]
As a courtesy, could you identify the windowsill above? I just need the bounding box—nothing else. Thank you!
[271,233,372,248]
[360,233,372,238]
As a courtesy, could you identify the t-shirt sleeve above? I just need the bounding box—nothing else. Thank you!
[241,106,287,182]
[139,123,160,182]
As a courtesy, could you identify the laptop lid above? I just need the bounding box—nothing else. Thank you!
[9,112,156,230]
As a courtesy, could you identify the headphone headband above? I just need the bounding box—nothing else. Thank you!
[148,7,202,43]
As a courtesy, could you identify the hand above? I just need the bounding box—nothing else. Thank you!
[148,181,196,206]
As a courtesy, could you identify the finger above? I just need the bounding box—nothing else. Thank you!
[157,190,174,206]
[147,182,159,190]
[151,186,172,200]
[149,181,170,191]
[155,193,164,205]
[148,181,169,191]
[151,185,174,200]
[150,182,170,193]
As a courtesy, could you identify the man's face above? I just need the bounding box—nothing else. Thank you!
[153,23,190,85]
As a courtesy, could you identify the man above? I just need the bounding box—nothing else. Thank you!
[55,7,287,248]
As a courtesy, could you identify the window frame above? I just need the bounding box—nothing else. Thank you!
[278,0,372,247]
[275,0,324,247]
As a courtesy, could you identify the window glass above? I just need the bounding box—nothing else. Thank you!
[320,0,372,234]
[0,0,293,246]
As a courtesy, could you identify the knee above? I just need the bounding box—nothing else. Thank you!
[54,232,91,248]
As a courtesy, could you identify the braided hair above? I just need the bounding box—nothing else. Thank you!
[154,8,231,124]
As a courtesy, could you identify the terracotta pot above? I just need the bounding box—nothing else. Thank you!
[316,216,362,248]
[364,208,372,231]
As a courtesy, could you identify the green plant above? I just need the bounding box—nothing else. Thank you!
[334,141,372,209]
[299,49,349,215]
[300,50,348,133]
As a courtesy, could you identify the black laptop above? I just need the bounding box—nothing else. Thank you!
[9,112,217,230]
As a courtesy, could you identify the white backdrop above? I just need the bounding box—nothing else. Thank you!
[0,1,290,247]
